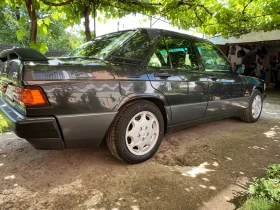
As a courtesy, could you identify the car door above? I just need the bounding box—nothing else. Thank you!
[193,41,244,118]
[147,33,209,125]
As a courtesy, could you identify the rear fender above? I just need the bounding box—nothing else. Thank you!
[114,91,172,128]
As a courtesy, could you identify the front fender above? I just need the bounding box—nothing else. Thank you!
[241,76,265,96]
[240,76,265,109]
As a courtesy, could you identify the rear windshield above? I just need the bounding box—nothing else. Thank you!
[68,30,135,58]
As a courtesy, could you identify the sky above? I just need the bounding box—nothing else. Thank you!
[88,13,204,38]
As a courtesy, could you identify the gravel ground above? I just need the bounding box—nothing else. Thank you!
[0,90,279,210]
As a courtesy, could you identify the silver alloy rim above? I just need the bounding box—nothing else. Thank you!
[125,111,159,156]
[252,95,262,119]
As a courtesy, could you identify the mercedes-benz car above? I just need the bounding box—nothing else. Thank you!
[0,28,265,163]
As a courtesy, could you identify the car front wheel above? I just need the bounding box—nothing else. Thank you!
[240,89,263,123]
[106,100,164,164]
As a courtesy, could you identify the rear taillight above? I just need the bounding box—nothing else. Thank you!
[14,87,48,106]
[1,83,8,93]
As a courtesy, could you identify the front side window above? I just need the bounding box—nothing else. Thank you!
[195,42,230,73]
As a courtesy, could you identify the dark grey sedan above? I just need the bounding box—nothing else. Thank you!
[0,28,265,163]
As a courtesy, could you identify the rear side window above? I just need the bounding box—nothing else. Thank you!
[164,35,199,70]
[111,30,156,65]
[195,42,230,73]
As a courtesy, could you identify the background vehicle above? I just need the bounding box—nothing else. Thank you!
[0,28,265,163]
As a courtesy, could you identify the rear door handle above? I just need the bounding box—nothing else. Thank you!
[154,71,171,78]
[208,75,217,80]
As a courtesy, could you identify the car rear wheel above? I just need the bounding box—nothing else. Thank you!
[106,100,164,164]
[240,89,263,123]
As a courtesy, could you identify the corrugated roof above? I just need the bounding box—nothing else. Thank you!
[208,30,280,45]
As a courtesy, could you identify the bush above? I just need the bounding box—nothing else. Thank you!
[0,115,9,133]
[239,164,280,210]
[267,164,280,180]
[248,164,280,203]
[240,198,280,210]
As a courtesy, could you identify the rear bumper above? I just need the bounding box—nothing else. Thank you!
[0,98,64,149]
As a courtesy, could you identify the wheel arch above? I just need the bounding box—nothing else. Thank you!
[115,95,171,133]
[253,86,263,94]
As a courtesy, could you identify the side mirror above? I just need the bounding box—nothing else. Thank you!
[232,64,244,75]
[237,65,245,75]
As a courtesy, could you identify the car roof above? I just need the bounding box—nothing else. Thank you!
[135,28,205,41]
[94,28,205,42]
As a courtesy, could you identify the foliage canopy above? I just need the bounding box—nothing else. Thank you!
[0,4,83,52]
[0,0,280,53]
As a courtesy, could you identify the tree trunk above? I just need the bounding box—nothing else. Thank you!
[25,0,37,43]
[84,5,92,41]
[93,1,96,38]
[15,7,20,21]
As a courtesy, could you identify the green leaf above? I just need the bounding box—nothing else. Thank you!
[38,19,43,27]
[19,17,26,25]
[30,42,48,54]
[38,25,48,36]
[30,42,41,51]
[105,13,111,19]
[42,25,48,34]
[0,0,5,6]
[97,17,102,22]
[52,13,59,21]
[16,29,26,41]
[44,18,51,26]
[40,43,48,54]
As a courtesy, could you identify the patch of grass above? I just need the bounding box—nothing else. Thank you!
[240,198,280,210]
[0,115,9,133]
[248,165,280,203]
[239,164,280,210]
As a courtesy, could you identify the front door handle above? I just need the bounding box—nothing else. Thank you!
[154,71,171,78]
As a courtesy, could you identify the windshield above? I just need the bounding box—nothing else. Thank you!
[67,30,135,58]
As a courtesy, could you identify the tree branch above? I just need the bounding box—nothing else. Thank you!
[194,9,203,24]
[176,0,213,16]
[196,4,213,16]
[41,0,73,6]
[242,0,253,15]
[116,0,213,16]
[115,0,161,7]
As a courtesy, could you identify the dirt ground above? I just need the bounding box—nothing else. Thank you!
[0,90,279,210]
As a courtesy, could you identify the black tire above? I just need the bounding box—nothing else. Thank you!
[240,89,263,123]
[106,100,164,164]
